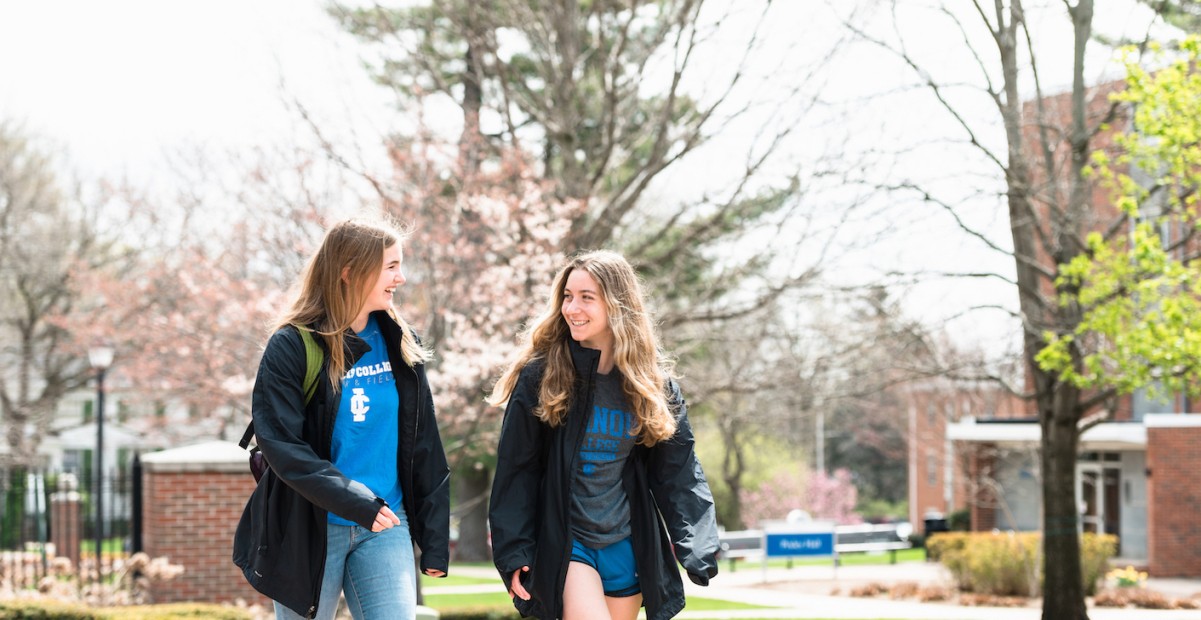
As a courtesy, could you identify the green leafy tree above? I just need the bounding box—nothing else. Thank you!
[846,2,1161,618]
[1038,37,1201,401]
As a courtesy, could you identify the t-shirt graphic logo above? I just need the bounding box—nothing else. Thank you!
[350,388,370,422]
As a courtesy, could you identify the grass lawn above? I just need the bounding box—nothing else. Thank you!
[723,547,926,572]
[424,591,774,611]
[420,572,497,588]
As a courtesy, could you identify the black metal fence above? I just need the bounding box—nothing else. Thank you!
[0,459,142,593]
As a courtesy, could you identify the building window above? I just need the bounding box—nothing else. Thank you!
[927,451,938,486]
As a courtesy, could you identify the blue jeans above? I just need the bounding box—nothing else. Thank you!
[274,515,416,620]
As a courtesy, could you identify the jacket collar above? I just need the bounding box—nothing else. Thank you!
[344,310,398,362]
[568,336,601,377]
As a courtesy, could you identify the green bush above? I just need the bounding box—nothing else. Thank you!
[1080,533,1119,596]
[0,601,250,620]
[0,600,100,619]
[925,531,970,562]
[931,531,1118,597]
[437,606,521,620]
[947,508,971,531]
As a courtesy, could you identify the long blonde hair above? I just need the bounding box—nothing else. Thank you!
[488,251,677,446]
[276,219,429,390]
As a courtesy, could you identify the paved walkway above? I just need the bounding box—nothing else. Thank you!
[437,563,1201,619]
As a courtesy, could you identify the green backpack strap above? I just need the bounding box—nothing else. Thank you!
[296,326,323,406]
[239,325,324,451]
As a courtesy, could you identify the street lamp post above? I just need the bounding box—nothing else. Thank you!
[88,345,114,577]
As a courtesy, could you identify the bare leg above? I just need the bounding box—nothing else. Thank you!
[563,562,611,620]
[604,593,643,620]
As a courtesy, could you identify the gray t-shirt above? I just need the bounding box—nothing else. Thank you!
[570,371,637,548]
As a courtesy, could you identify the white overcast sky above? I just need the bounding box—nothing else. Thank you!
[0,0,1176,355]
[0,1,392,181]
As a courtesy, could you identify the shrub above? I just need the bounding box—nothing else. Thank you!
[0,599,101,619]
[1080,533,1119,595]
[438,606,522,620]
[932,531,1117,597]
[947,508,971,531]
[0,601,249,619]
[888,582,919,599]
[925,531,969,563]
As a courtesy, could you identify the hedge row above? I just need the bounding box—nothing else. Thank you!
[0,601,251,619]
[927,531,1116,597]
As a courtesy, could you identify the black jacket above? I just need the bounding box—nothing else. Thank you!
[232,312,450,618]
[489,339,719,620]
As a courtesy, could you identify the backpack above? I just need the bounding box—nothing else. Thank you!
[238,326,324,482]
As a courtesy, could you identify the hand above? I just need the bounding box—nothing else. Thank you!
[370,506,401,532]
[509,566,531,600]
[423,568,446,578]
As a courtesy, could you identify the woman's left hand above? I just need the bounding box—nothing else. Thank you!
[423,568,446,577]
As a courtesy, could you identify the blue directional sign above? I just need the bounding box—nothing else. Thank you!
[765,530,835,557]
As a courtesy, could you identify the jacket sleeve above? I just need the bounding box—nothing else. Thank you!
[647,379,720,586]
[252,327,383,529]
[411,363,451,575]
[488,363,546,586]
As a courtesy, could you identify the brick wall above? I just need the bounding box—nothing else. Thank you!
[968,446,997,532]
[140,442,268,607]
[1146,418,1201,577]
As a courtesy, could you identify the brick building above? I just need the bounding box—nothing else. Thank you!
[906,72,1201,578]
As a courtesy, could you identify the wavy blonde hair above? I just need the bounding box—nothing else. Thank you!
[488,251,676,446]
[276,219,429,390]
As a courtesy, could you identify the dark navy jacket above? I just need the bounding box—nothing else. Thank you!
[489,338,719,620]
[232,312,450,618]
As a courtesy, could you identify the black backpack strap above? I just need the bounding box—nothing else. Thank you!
[239,421,255,449]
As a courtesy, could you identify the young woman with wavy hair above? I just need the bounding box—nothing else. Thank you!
[488,250,720,620]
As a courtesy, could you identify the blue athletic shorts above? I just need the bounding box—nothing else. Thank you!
[570,538,640,597]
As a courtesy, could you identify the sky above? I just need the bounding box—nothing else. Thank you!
[0,0,1177,358]
[0,1,390,181]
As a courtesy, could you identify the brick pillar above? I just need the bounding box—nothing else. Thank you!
[968,444,997,532]
[50,473,83,570]
[1146,415,1201,577]
[140,441,267,606]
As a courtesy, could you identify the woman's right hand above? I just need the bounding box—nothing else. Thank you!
[509,566,531,600]
[371,506,401,532]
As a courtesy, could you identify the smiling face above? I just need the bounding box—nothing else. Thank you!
[354,242,405,330]
[561,268,613,353]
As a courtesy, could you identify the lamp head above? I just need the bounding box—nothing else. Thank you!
[88,346,114,370]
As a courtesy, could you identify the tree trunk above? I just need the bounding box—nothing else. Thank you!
[719,417,745,530]
[453,462,492,562]
[1040,381,1087,620]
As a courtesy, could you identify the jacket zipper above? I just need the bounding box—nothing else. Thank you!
[556,358,598,615]
[408,362,420,516]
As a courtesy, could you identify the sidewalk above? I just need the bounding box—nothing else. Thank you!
[440,563,1201,619]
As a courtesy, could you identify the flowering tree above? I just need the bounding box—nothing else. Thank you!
[345,136,584,560]
[805,468,861,525]
[738,467,807,528]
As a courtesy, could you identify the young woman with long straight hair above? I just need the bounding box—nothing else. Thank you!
[234,219,450,619]
[488,250,719,620]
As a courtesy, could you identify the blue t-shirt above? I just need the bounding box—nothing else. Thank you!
[328,315,403,526]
